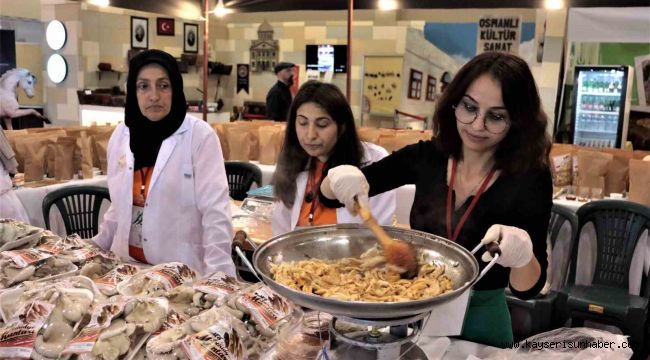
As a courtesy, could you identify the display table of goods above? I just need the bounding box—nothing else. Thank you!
[0,219,311,360]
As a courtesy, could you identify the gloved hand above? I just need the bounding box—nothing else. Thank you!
[320,165,369,215]
[480,224,533,268]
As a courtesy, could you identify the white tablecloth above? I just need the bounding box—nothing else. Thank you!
[13,176,109,236]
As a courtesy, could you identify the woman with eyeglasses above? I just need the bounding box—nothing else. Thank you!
[321,52,552,347]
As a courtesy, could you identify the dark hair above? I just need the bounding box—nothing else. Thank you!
[432,51,551,175]
[273,81,363,207]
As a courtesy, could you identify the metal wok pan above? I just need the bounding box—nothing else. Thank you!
[253,224,494,319]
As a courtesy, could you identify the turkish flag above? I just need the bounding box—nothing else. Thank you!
[157,18,174,36]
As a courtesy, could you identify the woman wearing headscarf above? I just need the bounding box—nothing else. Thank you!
[0,129,29,222]
[93,49,234,276]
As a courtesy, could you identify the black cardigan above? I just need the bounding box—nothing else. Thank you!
[361,140,552,299]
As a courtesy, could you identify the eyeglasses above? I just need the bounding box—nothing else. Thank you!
[453,99,510,134]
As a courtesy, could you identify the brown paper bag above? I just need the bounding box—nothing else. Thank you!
[576,149,613,191]
[79,131,94,179]
[633,150,650,160]
[54,136,76,180]
[87,126,115,168]
[211,124,230,160]
[629,159,650,206]
[226,127,254,161]
[549,144,576,188]
[95,138,110,175]
[14,136,48,182]
[357,127,382,144]
[4,130,29,172]
[258,125,285,165]
[599,148,633,196]
[378,132,421,153]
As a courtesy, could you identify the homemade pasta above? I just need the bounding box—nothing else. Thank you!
[270,247,453,302]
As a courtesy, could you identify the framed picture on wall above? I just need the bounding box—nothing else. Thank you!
[131,16,148,49]
[634,54,650,106]
[157,17,175,36]
[184,23,199,53]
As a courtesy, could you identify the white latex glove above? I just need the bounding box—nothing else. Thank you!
[480,224,533,268]
[320,165,369,215]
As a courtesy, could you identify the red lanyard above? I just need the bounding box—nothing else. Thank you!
[446,158,495,242]
[306,163,321,226]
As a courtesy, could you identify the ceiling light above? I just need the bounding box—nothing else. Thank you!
[47,54,68,84]
[213,0,233,17]
[378,0,398,11]
[544,0,564,9]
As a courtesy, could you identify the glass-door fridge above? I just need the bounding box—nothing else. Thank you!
[571,65,633,148]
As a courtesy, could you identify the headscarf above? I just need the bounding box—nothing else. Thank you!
[125,49,186,170]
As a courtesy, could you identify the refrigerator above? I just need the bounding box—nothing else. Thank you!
[571,65,633,148]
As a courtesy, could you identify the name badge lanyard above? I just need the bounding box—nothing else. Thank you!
[446,158,495,242]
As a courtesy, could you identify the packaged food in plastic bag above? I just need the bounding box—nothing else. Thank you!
[117,262,197,297]
[0,248,77,289]
[192,271,249,307]
[0,301,56,359]
[63,296,169,360]
[146,307,249,360]
[272,311,331,360]
[0,218,44,252]
[224,283,303,355]
[93,263,140,296]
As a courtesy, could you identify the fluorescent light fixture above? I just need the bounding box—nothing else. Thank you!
[545,0,564,9]
[213,0,233,17]
[378,0,398,11]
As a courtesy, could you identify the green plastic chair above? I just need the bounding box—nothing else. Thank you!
[507,204,579,341]
[554,200,650,356]
[42,185,111,239]
[224,161,262,201]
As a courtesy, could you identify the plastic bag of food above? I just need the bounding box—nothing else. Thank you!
[163,272,249,321]
[117,262,197,297]
[93,263,140,296]
[0,219,44,252]
[0,301,56,359]
[271,311,331,360]
[180,321,248,360]
[193,271,249,307]
[224,283,303,356]
[63,297,169,360]
[0,248,78,289]
[146,307,250,360]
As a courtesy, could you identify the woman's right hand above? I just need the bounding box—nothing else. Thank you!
[320,165,369,215]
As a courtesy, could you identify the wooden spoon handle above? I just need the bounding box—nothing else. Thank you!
[354,197,393,249]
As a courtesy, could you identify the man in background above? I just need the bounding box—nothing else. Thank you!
[266,62,294,121]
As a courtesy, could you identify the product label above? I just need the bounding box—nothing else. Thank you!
[1,248,52,268]
[193,272,243,299]
[62,300,126,354]
[180,323,246,360]
[0,301,55,358]
[238,286,291,330]
[153,309,186,337]
[145,263,197,291]
[94,264,139,294]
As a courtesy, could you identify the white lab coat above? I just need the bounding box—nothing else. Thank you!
[0,161,28,222]
[272,142,396,236]
[93,115,235,276]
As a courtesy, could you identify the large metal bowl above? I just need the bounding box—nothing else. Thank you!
[253,224,479,319]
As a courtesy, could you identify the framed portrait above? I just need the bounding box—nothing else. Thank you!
[184,23,199,54]
[634,54,650,106]
[131,16,148,49]
[157,17,175,36]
